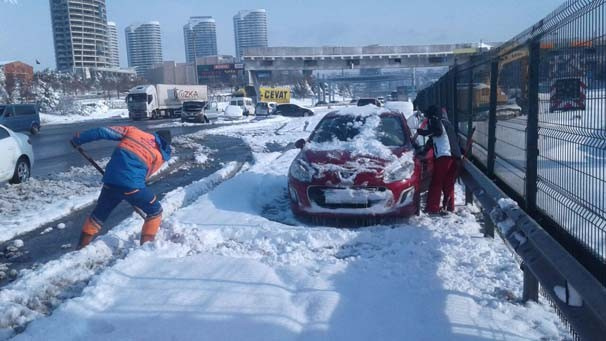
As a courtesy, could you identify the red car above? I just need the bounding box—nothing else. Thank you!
[288,109,434,223]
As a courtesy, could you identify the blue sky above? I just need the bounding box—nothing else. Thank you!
[0,0,564,70]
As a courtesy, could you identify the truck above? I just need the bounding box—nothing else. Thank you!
[126,84,208,120]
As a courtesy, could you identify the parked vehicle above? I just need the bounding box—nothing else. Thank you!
[228,97,255,116]
[356,98,382,107]
[0,103,41,135]
[255,101,277,116]
[275,103,314,117]
[224,105,245,120]
[315,100,328,107]
[288,109,434,222]
[0,124,34,184]
[549,77,586,112]
[181,100,220,123]
[126,84,208,120]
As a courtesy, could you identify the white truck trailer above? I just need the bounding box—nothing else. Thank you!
[126,84,208,120]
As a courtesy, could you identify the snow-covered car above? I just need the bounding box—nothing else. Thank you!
[288,107,434,221]
[224,105,245,120]
[0,124,34,184]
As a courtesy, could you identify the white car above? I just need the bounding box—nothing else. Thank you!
[0,124,34,184]
[224,105,245,120]
[228,97,255,116]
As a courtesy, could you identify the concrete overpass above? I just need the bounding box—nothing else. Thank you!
[242,44,486,72]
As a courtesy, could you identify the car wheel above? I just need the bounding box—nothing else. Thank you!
[30,124,40,135]
[10,157,30,184]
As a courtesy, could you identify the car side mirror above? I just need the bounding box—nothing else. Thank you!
[295,139,306,149]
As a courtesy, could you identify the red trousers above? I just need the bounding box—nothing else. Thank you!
[426,156,458,213]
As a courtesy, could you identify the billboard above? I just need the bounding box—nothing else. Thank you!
[197,63,244,86]
[259,87,291,104]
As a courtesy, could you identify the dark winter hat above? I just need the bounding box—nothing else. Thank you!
[156,130,172,145]
[425,105,440,118]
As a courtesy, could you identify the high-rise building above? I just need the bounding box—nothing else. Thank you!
[49,0,110,72]
[107,21,120,68]
[233,9,268,60]
[125,22,163,76]
[183,16,218,63]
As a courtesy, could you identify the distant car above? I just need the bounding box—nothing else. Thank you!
[275,103,314,117]
[228,97,255,116]
[314,101,328,107]
[0,124,34,184]
[224,105,245,120]
[181,100,209,123]
[0,103,41,135]
[357,98,382,107]
[349,99,358,104]
[181,100,220,123]
[287,108,434,221]
[255,101,277,116]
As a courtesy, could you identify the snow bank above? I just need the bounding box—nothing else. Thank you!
[0,162,106,243]
[41,98,128,125]
[0,154,180,243]
[0,162,242,337]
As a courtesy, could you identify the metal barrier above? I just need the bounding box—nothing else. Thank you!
[416,1,606,339]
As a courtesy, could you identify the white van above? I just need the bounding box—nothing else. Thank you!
[228,97,255,116]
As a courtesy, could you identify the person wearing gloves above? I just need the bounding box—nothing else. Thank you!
[70,126,172,248]
[416,105,462,214]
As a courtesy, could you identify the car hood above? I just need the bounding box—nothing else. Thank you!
[301,146,414,183]
[303,146,410,166]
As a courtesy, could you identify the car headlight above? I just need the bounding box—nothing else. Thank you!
[384,163,414,183]
[289,157,315,183]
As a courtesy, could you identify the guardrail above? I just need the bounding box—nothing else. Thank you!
[460,159,606,340]
[416,1,606,339]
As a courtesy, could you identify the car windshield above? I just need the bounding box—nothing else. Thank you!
[310,115,408,147]
[183,101,206,111]
[0,105,5,116]
[128,93,147,102]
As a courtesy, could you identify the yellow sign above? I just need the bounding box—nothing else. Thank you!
[259,87,291,104]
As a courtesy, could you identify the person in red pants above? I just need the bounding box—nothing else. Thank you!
[416,105,462,214]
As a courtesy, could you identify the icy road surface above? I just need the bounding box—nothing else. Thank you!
[2,109,568,340]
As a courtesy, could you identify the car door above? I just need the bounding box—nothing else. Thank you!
[14,105,32,131]
[1,105,17,131]
[0,127,18,181]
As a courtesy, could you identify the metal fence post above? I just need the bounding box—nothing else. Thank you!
[465,66,474,205]
[452,66,459,134]
[487,60,499,177]
[525,39,540,213]
[522,263,539,302]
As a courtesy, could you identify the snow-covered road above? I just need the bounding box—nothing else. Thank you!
[0,109,569,340]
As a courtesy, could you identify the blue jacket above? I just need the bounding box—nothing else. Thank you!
[73,126,171,189]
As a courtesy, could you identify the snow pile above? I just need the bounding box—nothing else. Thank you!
[41,98,128,125]
[0,163,243,336]
[0,162,107,243]
[9,145,569,340]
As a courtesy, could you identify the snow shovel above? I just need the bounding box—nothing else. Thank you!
[71,141,146,219]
